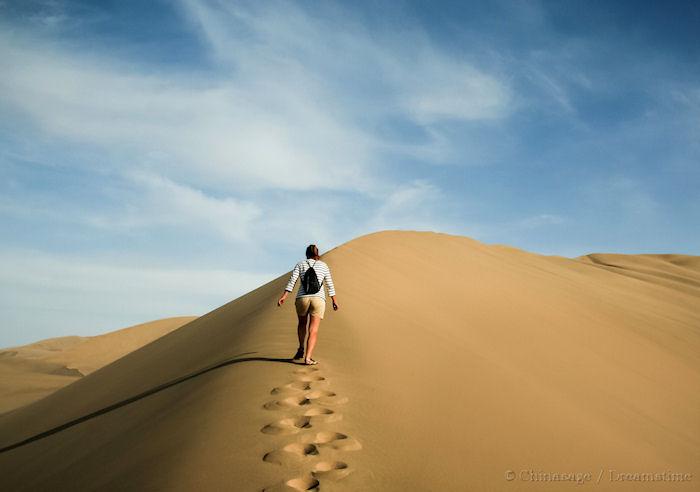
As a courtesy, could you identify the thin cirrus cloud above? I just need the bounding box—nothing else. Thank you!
[83,171,263,244]
[0,0,512,197]
[181,0,513,130]
[0,33,375,193]
[178,0,513,125]
[367,180,460,233]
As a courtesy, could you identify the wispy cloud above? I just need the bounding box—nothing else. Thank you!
[179,0,513,123]
[0,29,376,193]
[366,180,465,233]
[0,1,512,198]
[89,171,263,243]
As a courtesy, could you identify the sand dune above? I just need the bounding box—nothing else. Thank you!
[0,317,196,415]
[578,253,700,296]
[0,230,698,491]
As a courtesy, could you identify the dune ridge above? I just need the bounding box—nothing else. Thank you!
[577,253,700,296]
[0,316,197,415]
[0,230,698,491]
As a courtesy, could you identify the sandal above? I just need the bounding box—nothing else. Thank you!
[304,358,318,365]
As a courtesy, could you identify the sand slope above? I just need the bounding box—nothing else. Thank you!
[0,317,196,414]
[0,231,698,491]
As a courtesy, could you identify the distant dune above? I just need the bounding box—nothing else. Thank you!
[0,317,197,415]
[0,231,698,491]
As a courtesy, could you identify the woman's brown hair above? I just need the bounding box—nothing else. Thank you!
[305,244,320,259]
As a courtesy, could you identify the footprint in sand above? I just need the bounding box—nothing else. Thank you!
[304,389,335,399]
[271,381,312,394]
[285,476,320,491]
[312,461,350,481]
[270,379,327,395]
[296,375,325,382]
[303,407,335,418]
[302,431,362,451]
[260,416,312,435]
[293,366,321,375]
[263,395,311,410]
[304,389,348,406]
[262,476,320,492]
[263,393,345,412]
[260,364,361,489]
[263,442,319,465]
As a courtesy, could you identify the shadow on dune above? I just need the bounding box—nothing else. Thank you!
[0,353,298,454]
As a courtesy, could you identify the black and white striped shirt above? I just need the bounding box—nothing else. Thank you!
[285,259,336,299]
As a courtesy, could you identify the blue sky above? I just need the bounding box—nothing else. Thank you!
[1,0,698,346]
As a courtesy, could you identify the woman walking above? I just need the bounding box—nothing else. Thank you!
[277,244,338,365]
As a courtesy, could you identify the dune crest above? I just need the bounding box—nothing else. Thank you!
[0,316,196,414]
[0,231,698,491]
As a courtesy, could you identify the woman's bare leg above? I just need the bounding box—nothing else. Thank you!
[305,315,321,362]
[296,314,308,354]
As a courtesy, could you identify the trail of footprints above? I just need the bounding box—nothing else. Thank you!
[261,366,361,491]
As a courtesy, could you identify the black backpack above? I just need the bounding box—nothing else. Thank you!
[302,259,322,294]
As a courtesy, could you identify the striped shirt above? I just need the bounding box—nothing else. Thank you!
[285,259,336,299]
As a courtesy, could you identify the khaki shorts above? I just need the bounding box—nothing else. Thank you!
[295,296,326,319]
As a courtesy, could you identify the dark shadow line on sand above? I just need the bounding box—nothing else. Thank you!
[0,353,299,454]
